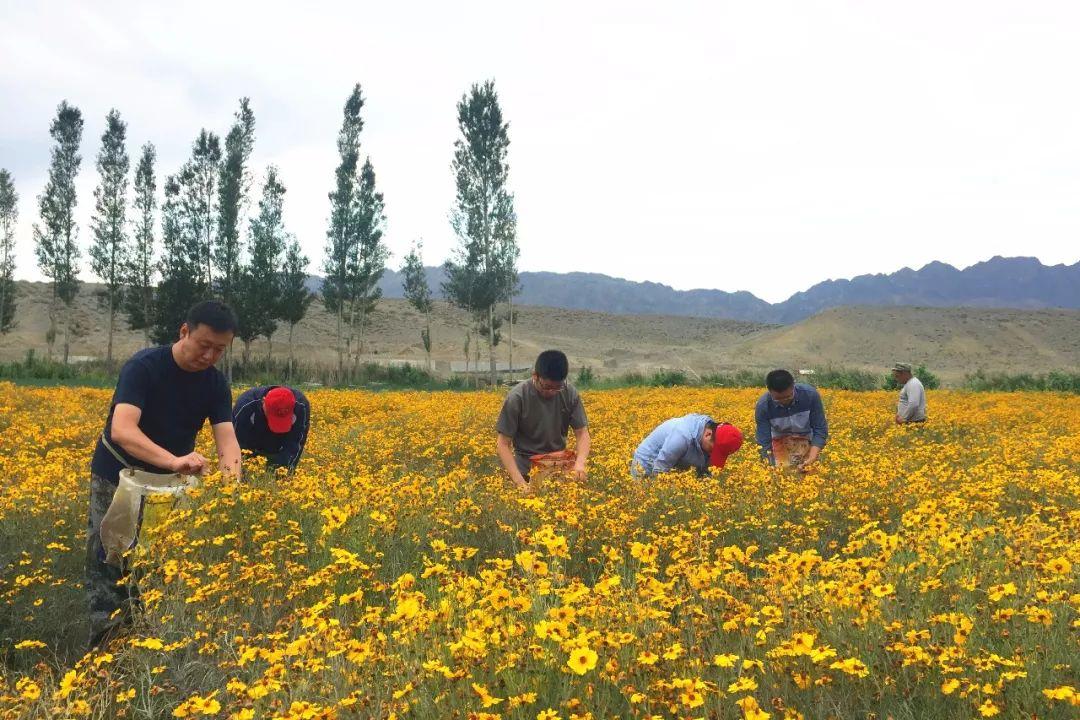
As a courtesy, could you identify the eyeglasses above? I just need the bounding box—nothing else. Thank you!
[534,378,565,393]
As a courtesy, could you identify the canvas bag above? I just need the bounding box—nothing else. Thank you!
[98,436,200,566]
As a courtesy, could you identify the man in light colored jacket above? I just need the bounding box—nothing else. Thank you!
[892,362,927,424]
[631,414,743,478]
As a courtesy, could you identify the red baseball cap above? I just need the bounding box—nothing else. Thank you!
[710,423,744,469]
[263,387,296,434]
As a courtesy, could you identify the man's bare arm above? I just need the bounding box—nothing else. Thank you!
[111,403,208,474]
[572,426,591,481]
[211,421,243,479]
[496,433,529,492]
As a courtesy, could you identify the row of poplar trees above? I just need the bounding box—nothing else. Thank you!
[4,98,315,375]
[3,79,520,385]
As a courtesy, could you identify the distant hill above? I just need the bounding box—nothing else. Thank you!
[3,281,1078,382]
[734,305,1080,378]
[342,255,1080,323]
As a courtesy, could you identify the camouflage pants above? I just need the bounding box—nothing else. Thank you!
[85,474,141,648]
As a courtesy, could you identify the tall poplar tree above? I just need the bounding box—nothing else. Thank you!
[234,167,287,365]
[89,109,131,368]
[33,100,84,363]
[401,240,433,372]
[442,81,518,386]
[323,84,364,372]
[125,143,156,347]
[277,236,314,379]
[152,175,207,344]
[347,158,388,363]
[216,98,255,305]
[0,169,17,334]
[179,130,221,289]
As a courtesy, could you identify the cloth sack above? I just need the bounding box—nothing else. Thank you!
[99,468,200,566]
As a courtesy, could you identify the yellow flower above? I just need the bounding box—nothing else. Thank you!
[663,642,684,660]
[173,693,221,717]
[941,678,960,695]
[130,637,165,650]
[987,583,1016,602]
[567,647,598,675]
[638,650,659,665]
[16,678,41,702]
[736,695,771,720]
[1045,557,1072,575]
[830,657,870,678]
[870,583,895,598]
[977,699,1000,717]
[681,689,705,708]
[728,677,758,693]
[53,669,78,700]
[389,596,421,622]
[14,639,47,650]
[714,653,739,668]
[471,683,503,708]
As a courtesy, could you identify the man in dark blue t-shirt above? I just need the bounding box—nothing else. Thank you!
[232,385,310,472]
[86,300,243,648]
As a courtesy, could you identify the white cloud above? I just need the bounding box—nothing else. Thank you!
[2,0,1078,304]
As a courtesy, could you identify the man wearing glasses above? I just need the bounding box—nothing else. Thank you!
[495,350,591,493]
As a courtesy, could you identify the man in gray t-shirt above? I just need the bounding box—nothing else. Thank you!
[495,350,591,492]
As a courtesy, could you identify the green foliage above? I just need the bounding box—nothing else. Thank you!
[278,236,314,329]
[151,175,209,344]
[124,144,157,341]
[810,367,882,391]
[964,370,1080,393]
[575,365,597,386]
[701,369,766,387]
[233,167,287,353]
[33,100,84,306]
[0,168,17,334]
[322,84,364,322]
[402,240,433,315]
[402,241,434,368]
[443,80,518,384]
[347,158,389,346]
[231,357,442,390]
[178,129,222,289]
[215,98,256,305]
[0,350,115,387]
[88,109,131,364]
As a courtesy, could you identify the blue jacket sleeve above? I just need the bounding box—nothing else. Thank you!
[754,396,772,461]
[653,432,691,474]
[231,388,259,449]
[809,391,829,449]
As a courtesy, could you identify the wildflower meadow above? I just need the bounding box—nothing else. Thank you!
[0,383,1077,719]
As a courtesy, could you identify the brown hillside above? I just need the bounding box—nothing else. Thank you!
[732,305,1080,380]
[2,283,1077,382]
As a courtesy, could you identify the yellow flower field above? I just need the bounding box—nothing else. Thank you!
[0,383,1077,719]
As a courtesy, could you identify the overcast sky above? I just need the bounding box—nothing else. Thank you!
[2,1,1079,303]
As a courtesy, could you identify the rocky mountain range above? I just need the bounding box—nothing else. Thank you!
[341,255,1080,324]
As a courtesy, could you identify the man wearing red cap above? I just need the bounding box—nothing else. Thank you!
[631,414,743,478]
[232,385,310,473]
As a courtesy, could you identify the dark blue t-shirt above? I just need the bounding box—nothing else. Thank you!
[90,346,232,483]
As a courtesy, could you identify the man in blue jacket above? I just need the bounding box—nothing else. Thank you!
[232,385,310,473]
[631,414,743,478]
[754,369,828,471]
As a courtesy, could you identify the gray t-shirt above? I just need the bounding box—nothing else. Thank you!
[495,379,588,476]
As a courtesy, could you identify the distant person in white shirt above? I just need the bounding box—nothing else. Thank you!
[892,363,927,424]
